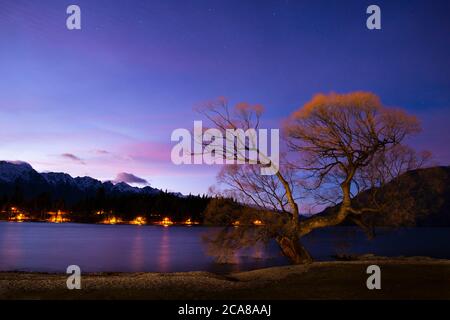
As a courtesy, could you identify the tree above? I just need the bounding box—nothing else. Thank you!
[201,92,426,264]
[198,98,312,263]
[284,92,421,236]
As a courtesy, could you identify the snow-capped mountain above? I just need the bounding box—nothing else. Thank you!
[0,161,162,201]
[112,182,140,193]
[73,176,104,191]
[41,172,77,186]
[0,161,42,183]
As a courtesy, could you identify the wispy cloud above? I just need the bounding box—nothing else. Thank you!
[114,172,148,184]
[61,153,85,165]
[93,149,110,155]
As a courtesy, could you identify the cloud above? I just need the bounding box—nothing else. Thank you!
[61,153,85,164]
[114,172,148,184]
[93,149,110,154]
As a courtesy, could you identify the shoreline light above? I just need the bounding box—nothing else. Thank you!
[159,217,173,227]
[130,216,146,225]
[47,210,70,223]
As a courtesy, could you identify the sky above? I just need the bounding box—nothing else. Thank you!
[0,0,449,195]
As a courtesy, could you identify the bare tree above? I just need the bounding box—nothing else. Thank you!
[198,98,312,263]
[200,92,426,264]
[284,92,421,237]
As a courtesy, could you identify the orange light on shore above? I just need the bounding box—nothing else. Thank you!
[102,217,121,224]
[48,216,70,223]
[47,210,70,223]
[253,220,263,226]
[183,218,199,226]
[10,213,28,222]
[158,217,173,227]
[232,220,240,227]
[131,216,146,225]
[49,216,70,223]
[8,207,29,222]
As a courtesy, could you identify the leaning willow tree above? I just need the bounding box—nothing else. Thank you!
[200,92,426,264]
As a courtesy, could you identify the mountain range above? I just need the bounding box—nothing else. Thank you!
[2,160,449,227]
[0,160,165,204]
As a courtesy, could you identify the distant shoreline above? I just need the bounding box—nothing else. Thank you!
[2,220,450,228]
[0,219,203,226]
[1,258,449,300]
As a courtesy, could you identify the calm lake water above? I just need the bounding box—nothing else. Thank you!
[0,222,449,273]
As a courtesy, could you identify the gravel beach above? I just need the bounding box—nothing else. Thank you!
[1,259,449,300]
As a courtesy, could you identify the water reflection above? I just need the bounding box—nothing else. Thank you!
[0,222,449,273]
[0,222,23,268]
[130,228,145,271]
[251,242,265,259]
[157,227,170,272]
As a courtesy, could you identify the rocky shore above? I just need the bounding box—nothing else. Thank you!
[1,258,449,300]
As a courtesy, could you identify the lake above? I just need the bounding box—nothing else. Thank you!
[0,222,449,273]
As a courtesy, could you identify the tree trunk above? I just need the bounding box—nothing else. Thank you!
[276,171,300,223]
[277,236,313,265]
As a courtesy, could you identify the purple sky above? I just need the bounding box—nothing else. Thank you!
[0,0,449,195]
